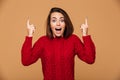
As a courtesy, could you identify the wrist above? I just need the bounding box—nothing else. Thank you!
[28,34,33,37]
[82,31,88,36]
[82,33,88,36]
[27,31,33,37]
[82,28,88,36]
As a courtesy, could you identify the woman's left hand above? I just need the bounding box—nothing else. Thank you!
[80,18,88,36]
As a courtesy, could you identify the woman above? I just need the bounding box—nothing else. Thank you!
[21,7,96,80]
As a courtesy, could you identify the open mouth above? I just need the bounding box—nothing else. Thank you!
[55,28,62,31]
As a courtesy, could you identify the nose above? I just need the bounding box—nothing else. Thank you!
[56,21,60,26]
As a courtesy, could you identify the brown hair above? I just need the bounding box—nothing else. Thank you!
[46,7,74,39]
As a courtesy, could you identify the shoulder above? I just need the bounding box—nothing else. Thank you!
[39,35,48,39]
[66,34,82,45]
[65,34,81,43]
[37,35,49,42]
[69,34,80,40]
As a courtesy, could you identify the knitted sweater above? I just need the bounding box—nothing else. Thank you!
[21,34,96,80]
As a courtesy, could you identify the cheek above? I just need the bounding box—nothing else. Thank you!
[50,25,56,34]
[50,26,55,33]
[62,23,65,29]
[61,26,65,33]
[50,23,55,29]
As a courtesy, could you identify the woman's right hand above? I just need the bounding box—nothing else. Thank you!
[27,19,35,37]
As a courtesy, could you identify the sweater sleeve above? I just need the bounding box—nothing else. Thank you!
[74,35,96,64]
[21,36,43,66]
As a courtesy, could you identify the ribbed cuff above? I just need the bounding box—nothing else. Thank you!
[82,35,92,43]
[25,36,33,42]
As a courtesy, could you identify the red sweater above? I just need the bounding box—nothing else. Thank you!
[21,34,96,80]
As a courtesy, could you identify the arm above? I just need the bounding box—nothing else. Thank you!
[21,19,43,66]
[75,18,96,64]
[21,36,43,66]
[74,35,96,64]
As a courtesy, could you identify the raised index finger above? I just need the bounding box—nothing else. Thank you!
[85,17,88,25]
[27,19,30,27]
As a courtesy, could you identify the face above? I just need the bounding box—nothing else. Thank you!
[50,12,65,38]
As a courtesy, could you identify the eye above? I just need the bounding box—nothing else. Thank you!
[60,19,65,22]
[51,19,56,22]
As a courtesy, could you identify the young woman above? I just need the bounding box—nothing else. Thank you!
[21,7,96,80]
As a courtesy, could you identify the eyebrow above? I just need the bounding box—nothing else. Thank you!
[51,17,64,19]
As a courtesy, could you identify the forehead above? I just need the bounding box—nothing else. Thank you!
[51,12,64,18]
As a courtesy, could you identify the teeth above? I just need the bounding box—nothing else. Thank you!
[55,28,61,31]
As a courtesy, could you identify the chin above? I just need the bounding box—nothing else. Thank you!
[54,34,63,38]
